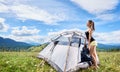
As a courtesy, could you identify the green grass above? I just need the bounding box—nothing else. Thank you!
[0,52,120,72]
[81,52,120,72]
[0,52,55,72]
[28,44,48,52]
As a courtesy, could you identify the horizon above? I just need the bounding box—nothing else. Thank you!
[0,0,120,44]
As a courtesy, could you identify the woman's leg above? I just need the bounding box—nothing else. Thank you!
[89,45,98,69]
[93,46,98,63]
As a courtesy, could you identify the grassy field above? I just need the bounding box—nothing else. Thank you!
[0,52,120,72]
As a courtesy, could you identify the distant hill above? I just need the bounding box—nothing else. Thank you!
[28,43,48,52]
[97,43,120,51]
[0,37,32,51]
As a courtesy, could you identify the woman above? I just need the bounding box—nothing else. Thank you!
[85,20,99,69]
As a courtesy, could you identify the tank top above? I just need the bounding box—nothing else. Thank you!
[85,31,95,43]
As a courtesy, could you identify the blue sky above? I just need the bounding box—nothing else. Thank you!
[0,0,120,44]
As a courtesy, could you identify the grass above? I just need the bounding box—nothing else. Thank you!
[0,52,120,72]
[0,52,55,72]
[81,52,120,72]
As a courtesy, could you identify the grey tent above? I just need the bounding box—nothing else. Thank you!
[38,31,99,72]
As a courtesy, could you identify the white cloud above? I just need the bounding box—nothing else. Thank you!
[96,13,116,21]
[14,35,43,44]
[0,34,44,44]
[0,17,5,23]
[0,18,9,32]
[10,4,66,24]
[8,26,43,44]
[0,0,67,25]
[71,0,119,21]
[0,3,9,12]
[48,28,84,36]
[71,0,119,14]
[11,26,40,36]
[0,26,47,44]
[94,30,120,44]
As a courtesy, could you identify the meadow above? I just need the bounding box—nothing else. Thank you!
[0,52,120,72]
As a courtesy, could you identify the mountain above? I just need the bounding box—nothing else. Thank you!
[0,37,32,51]
[97,43,120,51]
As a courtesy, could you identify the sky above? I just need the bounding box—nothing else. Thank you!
[0,0,120,44]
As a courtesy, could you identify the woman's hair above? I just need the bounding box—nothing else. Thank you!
[88,20,95,31]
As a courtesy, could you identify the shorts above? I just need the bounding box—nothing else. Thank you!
[90,41,97,46]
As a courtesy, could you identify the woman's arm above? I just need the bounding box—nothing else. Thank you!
[88,29,92,47]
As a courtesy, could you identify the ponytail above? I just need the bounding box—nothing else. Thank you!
[92,21,95,31]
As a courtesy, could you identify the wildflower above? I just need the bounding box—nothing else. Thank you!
[6,61,10,64]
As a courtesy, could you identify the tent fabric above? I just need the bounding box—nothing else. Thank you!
[38,31,99,72]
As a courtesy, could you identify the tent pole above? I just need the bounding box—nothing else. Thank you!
[64,37,71,72]
[64,46,70,72]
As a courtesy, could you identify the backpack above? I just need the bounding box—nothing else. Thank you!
[81,45,92,62]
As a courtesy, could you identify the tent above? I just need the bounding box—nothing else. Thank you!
[38,31,99,72]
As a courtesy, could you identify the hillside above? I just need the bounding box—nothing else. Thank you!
[97,43,120,51]
[28,43,48,52]
[0,37,32,51]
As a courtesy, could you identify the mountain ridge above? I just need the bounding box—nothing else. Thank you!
[97,43,120,51]
[0,37,32,51]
